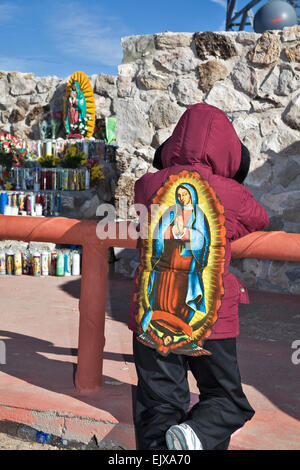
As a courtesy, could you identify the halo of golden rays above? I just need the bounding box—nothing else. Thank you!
[63,71,95,139]
[135,170,226,346]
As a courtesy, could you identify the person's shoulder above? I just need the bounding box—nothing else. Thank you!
[208,175,247,215]
[210,174,244,194]
[135,172,151,188]
[135,169,162,186]
[134,171,159,196]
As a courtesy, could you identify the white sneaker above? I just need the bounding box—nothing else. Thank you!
[166,423,203,450]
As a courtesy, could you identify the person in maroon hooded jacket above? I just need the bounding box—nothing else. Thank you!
[129,103,269,450]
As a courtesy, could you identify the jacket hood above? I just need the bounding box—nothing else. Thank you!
[234,141,250,184]
[161,103,241,179]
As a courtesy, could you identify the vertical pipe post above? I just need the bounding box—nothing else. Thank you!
[75,242,108,393]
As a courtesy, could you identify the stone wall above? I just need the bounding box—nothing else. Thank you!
[113,27,300,294]
[0,71,116,138]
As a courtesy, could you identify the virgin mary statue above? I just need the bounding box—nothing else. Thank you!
[138,182,211,355]
[64,80,87,138]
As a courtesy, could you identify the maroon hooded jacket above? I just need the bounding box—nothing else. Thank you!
[129,103,269,340]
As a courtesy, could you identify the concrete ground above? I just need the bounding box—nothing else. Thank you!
[0,431,67,450]
[0,269,299,450]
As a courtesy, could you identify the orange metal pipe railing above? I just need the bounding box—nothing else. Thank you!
[0,214,299,394]
[0,215,137,394]
[231,230,300,262]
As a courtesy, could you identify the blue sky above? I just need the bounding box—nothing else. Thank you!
[0,0,260,78]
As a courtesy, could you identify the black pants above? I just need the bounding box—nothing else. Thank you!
[133,335,255,450]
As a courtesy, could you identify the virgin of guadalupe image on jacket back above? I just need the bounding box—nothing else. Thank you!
[134,170,227,357]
